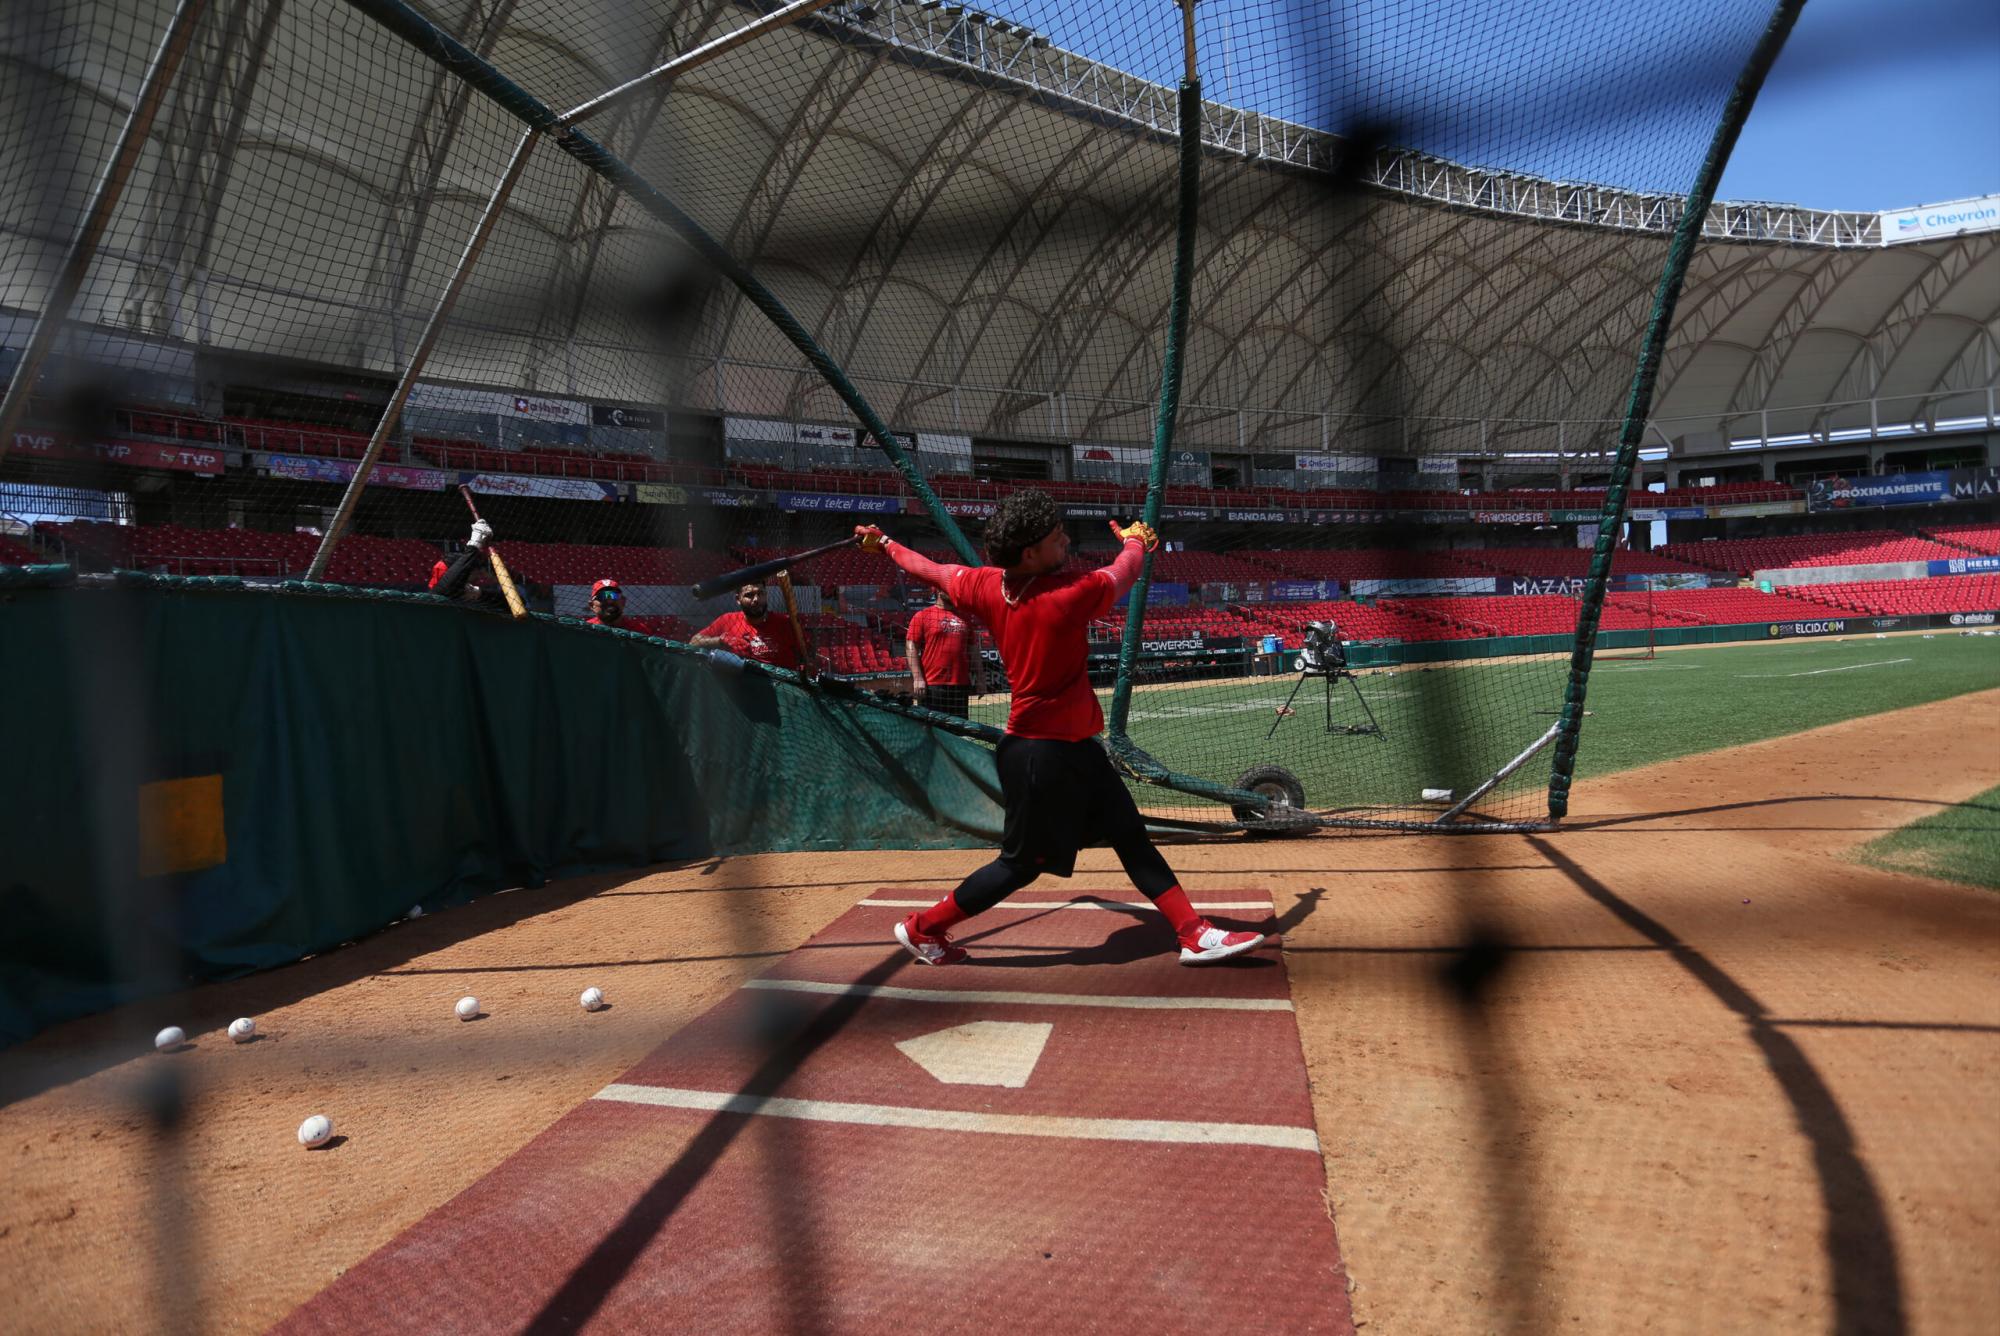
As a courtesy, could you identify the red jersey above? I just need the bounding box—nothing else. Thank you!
[945,566,1115,740]
[698,610,804,670]
[908,604,977,687]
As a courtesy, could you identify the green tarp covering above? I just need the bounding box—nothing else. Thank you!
[0,573,1002,1046]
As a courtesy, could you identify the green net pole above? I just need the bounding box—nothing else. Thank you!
[338,0,979,566]
[1548,0,1807,821]
[1107,3,1200,740]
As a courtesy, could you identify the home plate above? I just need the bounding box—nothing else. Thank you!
[276,889,1354,1334]
[896,1020,1052,1087]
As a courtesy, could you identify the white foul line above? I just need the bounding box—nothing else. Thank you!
[592,1082,1320,1153]
[1737,657,1912,679]
[858,898,1273,911]
[743,977,1293,1012]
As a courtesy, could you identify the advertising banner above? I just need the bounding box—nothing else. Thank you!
[794,423,858,448]
[1509,576,1585,596]
[1306,510,1388,524]
[1350,576,1497,597]
[1806,472,1953,512]
[1221,508,1289,524]
[1551,508,1604,523]
[508,394,589,425]
[1061,503,1113,519]
[590,404,665,431]
[1711,500,1805,518]
[1627,506,1706,521]
[11,430,225,475]
[1113,581,1190,608]
[635,483,688,505]
[263,454,451,490]
[1073,443,1150,466]
[1947,466,2000,502]
[1945,611,1998,627]
[1765,618,1852,639]
[1295,453,1376,473]
[1930,555,2000,576]
[1160,506,1213,522]
[777,490,900,514]
[1475,510,1546,524]
[1878,193,2000,245]
[466,473,618,501]
[943,498,999,518]
[697,487,762,509]
[1269,579,1340,601]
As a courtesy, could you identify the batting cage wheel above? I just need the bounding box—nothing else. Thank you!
[1232,765,1312,836]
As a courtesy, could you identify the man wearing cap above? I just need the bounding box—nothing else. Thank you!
[689,581,809,671]
[586,578,625,627]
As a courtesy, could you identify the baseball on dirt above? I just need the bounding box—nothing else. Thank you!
[455,995,481,1021]
[580,987,606,1012]
[154,1026,185,1052]
[298,1115,334,1148]
[227,1017,257,1043]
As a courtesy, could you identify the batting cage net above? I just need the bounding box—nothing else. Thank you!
[3,0,1789,832]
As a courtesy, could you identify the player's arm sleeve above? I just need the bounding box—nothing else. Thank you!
[1087,539,1147,613]
[883,540,972,594]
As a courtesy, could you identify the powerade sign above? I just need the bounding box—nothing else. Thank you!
[1930,556,2000,576]
[1807,471,1953,512]
[776,490,899,514]
[1879,193,2000,245]
[1767,619,1849,638]
[1269,579,1339,601]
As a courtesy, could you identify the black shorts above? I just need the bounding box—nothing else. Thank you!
[921,684,971,718]
[995,734,1148,878]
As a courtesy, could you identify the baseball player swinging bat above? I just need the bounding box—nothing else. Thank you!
[690,534,861,600]
[456,484,528,620]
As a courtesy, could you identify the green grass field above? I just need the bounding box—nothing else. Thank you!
[1853,781,2000,891]
[970,632,2000,824]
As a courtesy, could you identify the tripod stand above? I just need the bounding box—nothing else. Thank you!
[1266,664,1387,741]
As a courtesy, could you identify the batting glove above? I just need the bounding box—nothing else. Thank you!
[1109,519,1159,551]
[468,519,494,549]
[855,524,888,553]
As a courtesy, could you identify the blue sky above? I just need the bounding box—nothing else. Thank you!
[1015,0,1998,210]
[1719,0,2000,211]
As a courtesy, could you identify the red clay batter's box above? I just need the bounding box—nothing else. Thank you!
[279,890,1354,1334]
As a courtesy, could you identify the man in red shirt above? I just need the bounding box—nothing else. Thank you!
[855,489,1264,967]
[905,588,984,718]
[689,581,808,672]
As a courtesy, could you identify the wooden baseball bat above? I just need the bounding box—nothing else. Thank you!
[690,534,861,600]
[774,570,819,678]
[456,484,528,621]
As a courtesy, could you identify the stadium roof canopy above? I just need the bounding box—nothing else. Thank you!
[4,0,1996,458]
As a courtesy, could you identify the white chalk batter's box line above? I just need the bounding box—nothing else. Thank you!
[743,977,1294,1012]
[592,1083,1320,1153]
[858,898,1274,911]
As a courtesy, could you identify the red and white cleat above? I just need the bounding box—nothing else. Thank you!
[1178,922,1266,965]
[896,914,969,966]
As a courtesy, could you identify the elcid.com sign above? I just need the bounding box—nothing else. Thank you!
[1767,619,1849,638]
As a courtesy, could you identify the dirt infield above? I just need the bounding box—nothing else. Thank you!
[2,689,1996,1333]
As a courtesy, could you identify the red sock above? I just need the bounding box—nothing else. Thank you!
[914,893,970,937]
[1151,885,1205,940]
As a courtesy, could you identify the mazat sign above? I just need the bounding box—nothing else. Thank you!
[1879,193,2000,245]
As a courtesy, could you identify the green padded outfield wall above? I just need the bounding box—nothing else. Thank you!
[0,572,1002,1046]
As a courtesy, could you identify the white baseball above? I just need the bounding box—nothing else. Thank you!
[154,1026,185,1052]
[227,1017,256,1043]
[454,996,481,1021]
[298,1115,333,1148]
[580,987,606,1013]
[407,904,425,919]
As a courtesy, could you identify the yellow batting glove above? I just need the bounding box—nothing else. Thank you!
[1110,519,1159,551]
[854,524,888,553]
